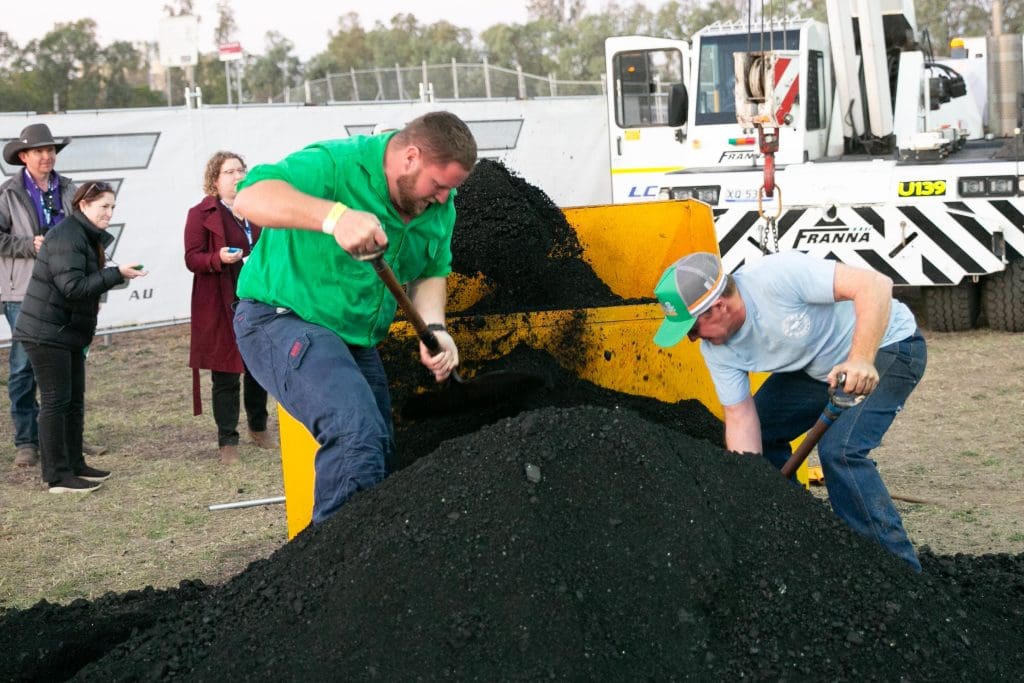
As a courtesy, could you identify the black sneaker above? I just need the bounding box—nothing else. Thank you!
[48,476,101,494]
[76,465,111,482]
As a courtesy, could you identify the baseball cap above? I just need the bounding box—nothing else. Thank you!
[653,252,727,347]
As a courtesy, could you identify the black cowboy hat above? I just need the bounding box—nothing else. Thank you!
[3,124,71,165]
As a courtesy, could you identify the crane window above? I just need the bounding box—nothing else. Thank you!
[696,30,800,126]
[806,50,825,131]
[613,48,685,128]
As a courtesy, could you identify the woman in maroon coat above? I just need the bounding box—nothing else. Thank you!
[184,151,273,464]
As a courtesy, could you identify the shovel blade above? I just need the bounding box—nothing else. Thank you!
[401,370,546,420]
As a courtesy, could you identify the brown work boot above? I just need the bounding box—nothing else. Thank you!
[83,442,108,456]
[14,445,38,468]
[219,444,240,465]
[249,429,278,450]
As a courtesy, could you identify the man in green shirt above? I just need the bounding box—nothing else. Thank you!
[233,111,477,523]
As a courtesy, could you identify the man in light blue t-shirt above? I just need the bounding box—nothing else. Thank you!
[653,251,927,571]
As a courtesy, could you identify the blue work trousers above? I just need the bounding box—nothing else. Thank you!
[233,300,394,524]
[4,302,39,447]
[754,331,927,572]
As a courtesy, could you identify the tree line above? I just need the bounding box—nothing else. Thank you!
[0,0,1015,112]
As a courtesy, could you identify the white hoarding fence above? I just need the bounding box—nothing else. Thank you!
[0,97,611,342]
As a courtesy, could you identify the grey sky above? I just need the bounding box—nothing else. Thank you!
[4,1,658,61]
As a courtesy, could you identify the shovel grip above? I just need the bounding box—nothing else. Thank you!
[368,256,442,355]
[779,400,845,478]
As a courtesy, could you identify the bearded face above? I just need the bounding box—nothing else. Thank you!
[389,156,470,219]
[394,167,431,217]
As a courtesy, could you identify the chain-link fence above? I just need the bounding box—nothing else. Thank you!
[276,59,605,104]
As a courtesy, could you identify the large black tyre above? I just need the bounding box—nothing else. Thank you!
[922,281,980,332]
[982,258,1024,332]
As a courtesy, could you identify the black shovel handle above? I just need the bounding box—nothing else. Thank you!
[367,255,444,357]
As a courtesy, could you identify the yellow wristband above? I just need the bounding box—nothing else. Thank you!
[321,202,347,235]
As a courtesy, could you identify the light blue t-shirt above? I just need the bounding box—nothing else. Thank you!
[701,251,918,406]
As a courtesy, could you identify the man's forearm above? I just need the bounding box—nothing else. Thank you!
[235,180,387,257]
[723,397,762,454]
[0,233,37,259]
[834,263,891,364]
[0,207,35,258]
[849,278,890,362]
[234,180,334,231]
[407,276,448,326]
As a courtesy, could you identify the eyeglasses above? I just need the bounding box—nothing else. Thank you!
[220,168,247,176]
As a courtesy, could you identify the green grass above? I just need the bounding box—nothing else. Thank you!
[0,325,288,611]
[951,509,978,524]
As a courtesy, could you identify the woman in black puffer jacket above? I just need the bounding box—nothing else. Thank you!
[13,181,147,494]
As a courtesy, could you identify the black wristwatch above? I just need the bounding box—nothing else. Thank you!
[426,323,447,333]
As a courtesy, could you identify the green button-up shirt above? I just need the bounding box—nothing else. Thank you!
[236,133,456,346]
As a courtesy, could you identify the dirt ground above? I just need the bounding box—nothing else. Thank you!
[854,316,1024,556]
[0,325,287,612]
[785,287,1022,557]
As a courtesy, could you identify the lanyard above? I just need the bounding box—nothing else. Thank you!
[221,199,252,246]
[24,170,63,230]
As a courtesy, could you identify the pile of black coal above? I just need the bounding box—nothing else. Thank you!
[39,405,1022,681]
[385,343,723,469]
[451,159,624,313]
[0,581,209,682]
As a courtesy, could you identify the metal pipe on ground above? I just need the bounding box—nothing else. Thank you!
[208,496,285,511]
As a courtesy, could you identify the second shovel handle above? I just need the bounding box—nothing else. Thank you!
[368,256,442,355]
[780,419,828,478]
[779,401,843,478]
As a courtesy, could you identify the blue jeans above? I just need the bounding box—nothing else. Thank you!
[233,300,394,524]
[754,331,927,572]
[4,302,39,448]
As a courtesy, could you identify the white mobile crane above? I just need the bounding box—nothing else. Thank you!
[604,0,1024,332]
